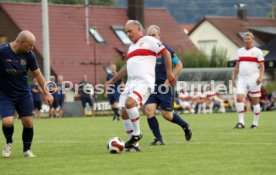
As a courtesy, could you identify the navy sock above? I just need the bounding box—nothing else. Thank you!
[2,125,14,144]
[171,113,189,129]
[113,108,120,118]
[147,116,162,140]
[22,127,34,152]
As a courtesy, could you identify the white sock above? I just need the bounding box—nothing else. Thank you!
[126,107,141,136]
[253,104,260,126]
[236,102,245,124]
[122,119,133,139]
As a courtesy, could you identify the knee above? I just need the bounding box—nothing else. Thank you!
[163,115,172,121]
[162,112,173,121]
[236,96,244,103]
[125,98,136,109]
[21,118,33,128]
[145,106,155,118]
[2,117,14,127]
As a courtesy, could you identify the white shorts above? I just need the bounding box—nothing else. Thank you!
[236,77,261,97]
[179,101,191,109]
[118,80,152,108]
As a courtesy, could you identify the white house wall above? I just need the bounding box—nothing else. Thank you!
[189,20,239,61]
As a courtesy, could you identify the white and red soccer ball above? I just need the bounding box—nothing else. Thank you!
[107,137,125,154]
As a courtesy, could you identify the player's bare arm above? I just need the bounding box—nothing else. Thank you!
[33,68,53,105]
[232,62,240,87]
[106,64,127,85]
[163,50,176,86]
[164,58,182,86]
[257,62,265,85]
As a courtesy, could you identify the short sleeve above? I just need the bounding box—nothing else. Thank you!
[165,44,179,65]
[145,36,166,55]
[257,49,265,63]
[28,51,39,71]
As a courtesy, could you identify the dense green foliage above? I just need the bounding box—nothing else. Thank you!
[178,47,228,68]
[0,112,275,175]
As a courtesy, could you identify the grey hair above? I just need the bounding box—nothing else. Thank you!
[243,32,254,39]
[147,25,160,34]
[126,20,144,32]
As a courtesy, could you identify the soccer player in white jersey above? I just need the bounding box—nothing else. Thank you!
[106,20,176,151]
[232,32,265,129]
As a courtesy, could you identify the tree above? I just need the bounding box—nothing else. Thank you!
[267,2,276,18]
[178,47,227,68]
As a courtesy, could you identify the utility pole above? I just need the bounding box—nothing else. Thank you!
[85,0,90,45]
[42,0,51,82]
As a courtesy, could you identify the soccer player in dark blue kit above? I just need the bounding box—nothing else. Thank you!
[78,74,95,117]
[106,63,121,121]
[145,25,192,145]
[0,30,53,158]
[56,74,65,118]
[30,78,42,119]
[48,75,59,118]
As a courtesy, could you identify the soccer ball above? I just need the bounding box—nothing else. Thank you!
[107,137,125,154]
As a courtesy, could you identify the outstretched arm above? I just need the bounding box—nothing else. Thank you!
[106,65,127,84]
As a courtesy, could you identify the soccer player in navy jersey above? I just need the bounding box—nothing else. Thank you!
[78,74,95,117]
[145,25,192,145]
[0,30,53,158]
[55,75,65,118]
[106,63,121,121]
[30,78,42,119]
[48,75,59,118]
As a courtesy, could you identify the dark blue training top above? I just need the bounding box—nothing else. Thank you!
[106,73,121,95]
[0,44,38,99]
[155,44,179,85]
[57,83,65,100]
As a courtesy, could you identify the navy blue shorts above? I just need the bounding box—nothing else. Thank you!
[145,88,174,112]
[81,95,93,108]
[50,97,59,109]
[58,98,64,108]
[108,93,120,105]
[33,100,42,110]
[0,94,34,118]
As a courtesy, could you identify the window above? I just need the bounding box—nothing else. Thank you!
[112,25,132,45]
[198,40,217,57]
[89,27,105,43]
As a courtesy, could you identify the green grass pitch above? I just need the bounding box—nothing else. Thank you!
[0,112,276,175]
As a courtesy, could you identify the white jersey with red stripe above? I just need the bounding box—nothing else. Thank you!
[126,36,166,89]
[236,46,264,97]
[237,46,264,79]
[119,36,166,108]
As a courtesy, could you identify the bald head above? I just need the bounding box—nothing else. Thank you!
[17,30,35,42]
[13,30,35,53]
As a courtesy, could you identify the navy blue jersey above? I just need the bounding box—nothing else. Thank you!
[155,44,179,85]
[0,44,38,99]
[106,73,121,95]
[30,84,41,102]
[79,81,93,97]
